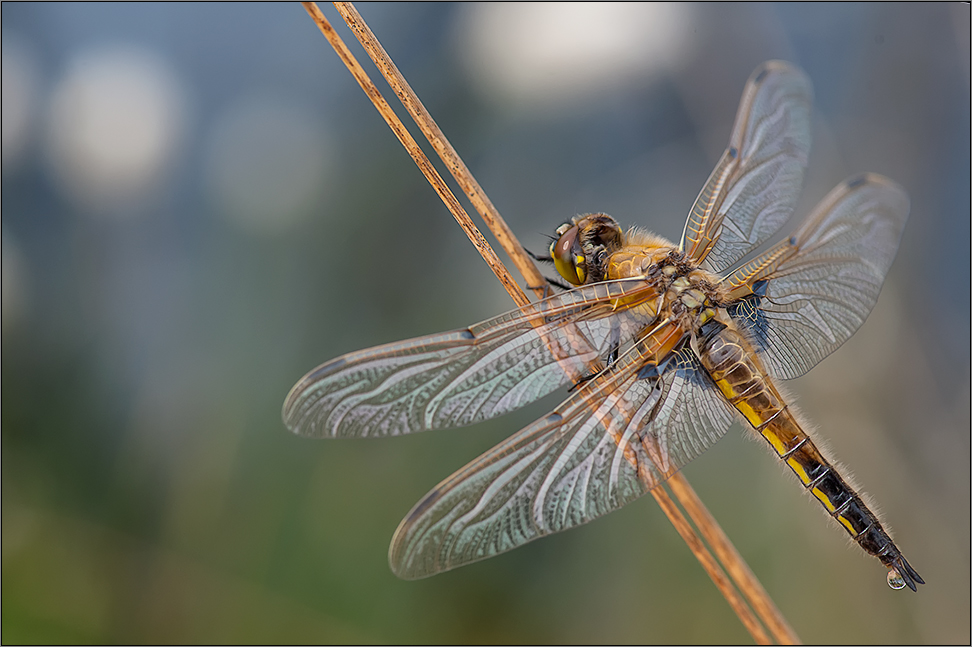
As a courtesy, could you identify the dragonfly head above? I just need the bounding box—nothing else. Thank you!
[550,213,623,285]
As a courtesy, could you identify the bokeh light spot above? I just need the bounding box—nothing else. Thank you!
[203,95,333,235]
[454,2,696,113]
[45,44,187,216]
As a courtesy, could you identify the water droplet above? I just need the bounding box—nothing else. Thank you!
[887,568,906,590]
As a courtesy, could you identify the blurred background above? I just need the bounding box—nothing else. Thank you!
[2,2,968,644]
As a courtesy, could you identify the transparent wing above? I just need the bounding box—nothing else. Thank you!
[723,174,909,379]
[283,278,661,438]
[389,344,736,579]
[680,60,812,272]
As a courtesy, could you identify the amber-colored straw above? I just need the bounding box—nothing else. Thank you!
[302,2,799,643]
[299,3,529,307]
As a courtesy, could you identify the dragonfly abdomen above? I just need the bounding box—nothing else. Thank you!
[697,323,924,591]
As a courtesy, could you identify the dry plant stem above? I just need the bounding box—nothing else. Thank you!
[650,485,772,645]
[668,473,801,645]
[332,1,550,301]
[301,2,530,308]
[306,2,794,643]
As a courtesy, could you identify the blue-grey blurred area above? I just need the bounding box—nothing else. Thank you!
[2,2,969,643]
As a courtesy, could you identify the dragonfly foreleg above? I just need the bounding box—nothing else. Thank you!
[524,248,576,293]
[525,246,554,264]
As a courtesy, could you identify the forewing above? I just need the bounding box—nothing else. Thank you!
[283,278,659,438]
[724,174,909,379]
[389,345,736,579]
[681,61,812,272]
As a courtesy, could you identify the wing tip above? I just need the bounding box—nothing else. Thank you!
[843,172,907,196]
[743,61,813,114]
[280,380,309,435]
[387,487,446,580]
[750,59,810,86]
[281,356,348,436]
[842,173,911,220]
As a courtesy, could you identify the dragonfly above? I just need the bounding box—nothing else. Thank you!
[283,60,922,591]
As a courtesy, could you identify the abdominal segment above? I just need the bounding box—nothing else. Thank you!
[697,322,917,584]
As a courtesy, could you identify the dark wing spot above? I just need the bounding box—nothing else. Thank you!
[638,363,661,381]
[405,488,443,523]
[727,296,770,353]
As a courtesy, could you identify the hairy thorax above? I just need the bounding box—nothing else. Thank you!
[606,228,729,332]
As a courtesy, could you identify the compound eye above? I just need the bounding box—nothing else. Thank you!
[550,225,587,285]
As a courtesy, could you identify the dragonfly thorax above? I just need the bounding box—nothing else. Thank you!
[604,231,727,331]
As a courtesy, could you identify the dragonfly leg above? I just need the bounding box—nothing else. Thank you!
[525,247,554,263]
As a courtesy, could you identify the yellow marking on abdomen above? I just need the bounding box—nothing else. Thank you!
[701,326,878,540]
[697,320,922,588]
